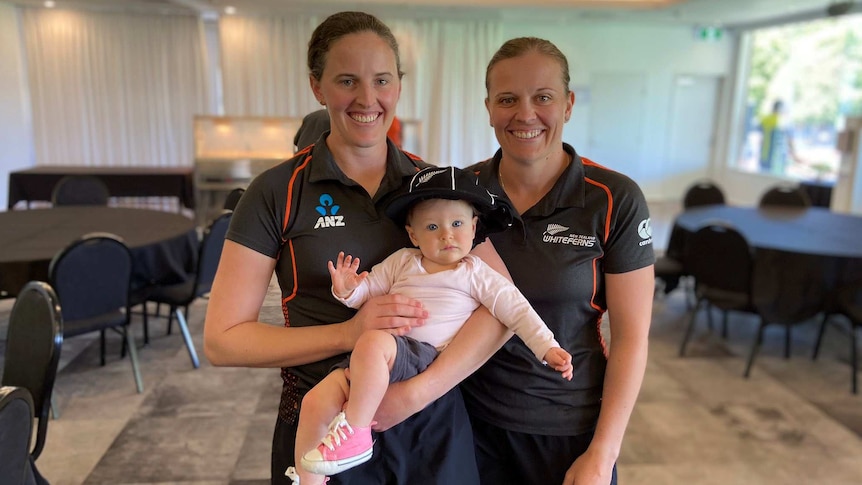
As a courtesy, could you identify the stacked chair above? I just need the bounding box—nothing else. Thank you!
[142,212,232,369]
[1,281,64,484]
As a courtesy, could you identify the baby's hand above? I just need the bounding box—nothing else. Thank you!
[328,251,368,299]
[544,347,573,381]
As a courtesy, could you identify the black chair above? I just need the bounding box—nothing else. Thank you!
[654,252,685,296]
[656,181,726,298]
[812,284,862,394]
[144,212,231,369]
[0,386,40,485]
[655,220,691,296]
[51,175,110,206]
[1,281,63,463]
[758,184,812,208]
[683,180,725,209]
[223,187,245,211]
[49,233,143,393]
[679,224,759,358]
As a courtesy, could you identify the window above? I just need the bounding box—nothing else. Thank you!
[737,14,862,183]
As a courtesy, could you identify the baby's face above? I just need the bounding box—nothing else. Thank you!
[406,199,477,266]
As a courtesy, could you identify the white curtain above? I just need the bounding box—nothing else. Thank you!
[390,19,501,167]
[218,14,501,167]
[219,15,322,117]
[22,8,210,168]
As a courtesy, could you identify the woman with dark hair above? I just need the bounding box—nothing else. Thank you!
[204,11,496,485]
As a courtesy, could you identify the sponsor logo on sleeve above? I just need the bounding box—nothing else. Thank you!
[637,218,653,246]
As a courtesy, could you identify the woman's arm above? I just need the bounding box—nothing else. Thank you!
[204,240,428,368]
[564,265,654,485]
[372,239,513,430]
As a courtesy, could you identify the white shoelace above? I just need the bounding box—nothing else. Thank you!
[285,465,330,484]
[285,466,300,484]
[321,411,354,451]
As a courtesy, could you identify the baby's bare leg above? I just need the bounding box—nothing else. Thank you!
[344,329,398,427]
[296,369,349,484]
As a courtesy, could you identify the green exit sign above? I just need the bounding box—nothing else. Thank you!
[696,26,724,41]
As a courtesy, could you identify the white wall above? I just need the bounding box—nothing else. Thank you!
[0,2,34,211]
[0,9,753,207]
[500,20,736,200]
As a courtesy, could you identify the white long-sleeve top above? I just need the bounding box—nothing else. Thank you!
[335,248,559,361]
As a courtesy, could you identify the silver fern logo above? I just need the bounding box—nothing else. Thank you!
[543,223,596,247]
[414,168,448,186]
[545,223,569,236]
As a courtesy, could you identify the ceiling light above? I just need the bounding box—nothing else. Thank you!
[44,0,55,7]
[224,6,236,15]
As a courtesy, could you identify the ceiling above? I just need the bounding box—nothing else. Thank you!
[8,0,861,28]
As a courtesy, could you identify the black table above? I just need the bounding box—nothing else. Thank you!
[0,207,198,297]
[8,166,196,210]
[673,205,862,321]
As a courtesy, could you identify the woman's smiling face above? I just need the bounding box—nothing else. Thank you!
[311,31,401,150]
[485,50,573,165]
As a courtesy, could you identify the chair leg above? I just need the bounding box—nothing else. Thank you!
[174,308,200,369]
[852,324,858,395]
[744,318,766,378]
[784,324,792,359]
[142,302,150,345]
[722,311,729,339]
[123,326,144,393]
[100,329,106,366]
[50,394,60,420]
[166,306,175,335]
[812,313,829,360]
[684,277,696,310]
[679,299,704,357]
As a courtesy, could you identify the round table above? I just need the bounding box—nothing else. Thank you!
[675,205,862,259]
[672,205,862,321]
[0,207,198,297]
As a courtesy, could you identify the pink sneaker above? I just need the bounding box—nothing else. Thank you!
[301,412,373,475]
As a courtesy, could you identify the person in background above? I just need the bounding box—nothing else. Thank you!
[297,166,572,483]
[294,109,403,152]
[293,109,331,153]
[759,99,801,175]
[461,37,655,485]
[204,11,502,485]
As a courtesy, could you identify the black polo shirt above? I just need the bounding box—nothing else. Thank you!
[462,144,655,436]
[227,136,428,424]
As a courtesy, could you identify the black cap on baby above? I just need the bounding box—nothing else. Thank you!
[385,166,514,245]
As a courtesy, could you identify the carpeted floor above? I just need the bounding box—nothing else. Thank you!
[2,202,861,484]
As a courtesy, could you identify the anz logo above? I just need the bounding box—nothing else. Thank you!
[314,194,346,229]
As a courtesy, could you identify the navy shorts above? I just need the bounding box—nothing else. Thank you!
[471,416,618,485]
[333,335,439,383]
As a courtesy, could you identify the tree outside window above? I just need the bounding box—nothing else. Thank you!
[738,14,862,183]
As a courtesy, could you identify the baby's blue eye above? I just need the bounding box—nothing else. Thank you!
[453,220,463,227]
[427,223,438,230]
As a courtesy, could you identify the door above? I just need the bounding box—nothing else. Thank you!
[665,75,722,199]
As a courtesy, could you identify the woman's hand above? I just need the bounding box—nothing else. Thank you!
[563,446,615,485]
[344,293,428,346]
[369,379,421,431]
